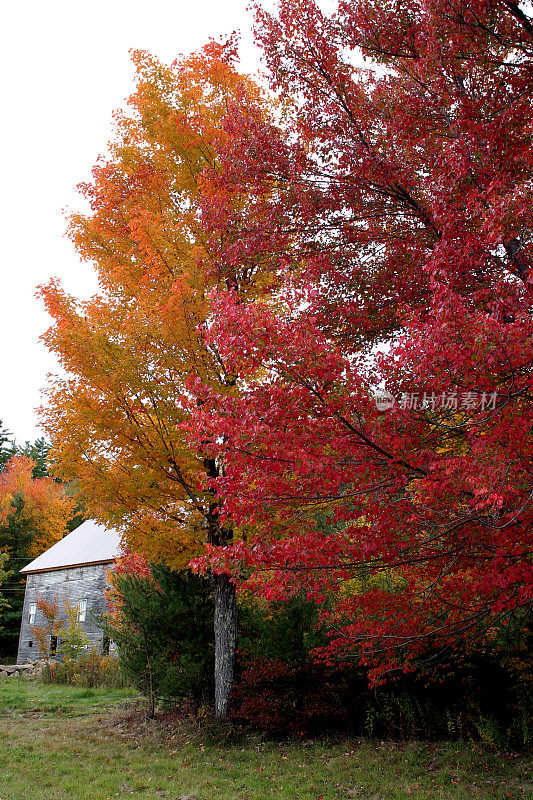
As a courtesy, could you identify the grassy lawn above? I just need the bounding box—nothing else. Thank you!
[0,678,530,800]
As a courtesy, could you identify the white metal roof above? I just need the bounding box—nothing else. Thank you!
[21,519,123,574]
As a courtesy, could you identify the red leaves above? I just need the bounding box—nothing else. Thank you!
[38,0,533,681]
[185,0,533,677]
[230,657,351,734]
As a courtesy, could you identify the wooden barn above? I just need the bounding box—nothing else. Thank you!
[17,520,122,663]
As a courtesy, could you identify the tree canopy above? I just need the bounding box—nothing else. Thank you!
[186,0,533,680]
[40,1,533,687]
[39,42,274,716]
[0,454,76,656]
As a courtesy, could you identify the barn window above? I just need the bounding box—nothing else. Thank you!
[102,635,110,656]
[29,603,36,625]
[77,599,87,622]
[28,641,33,648]
[50,636,58,655]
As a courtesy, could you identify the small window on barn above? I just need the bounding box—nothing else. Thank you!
[102,635,110,656]
[50,636,58,655]
[28,641,33,648]
[29,603,36,625]
[77,599,87,622]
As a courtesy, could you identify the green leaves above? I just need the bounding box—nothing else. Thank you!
[104,564,215,701]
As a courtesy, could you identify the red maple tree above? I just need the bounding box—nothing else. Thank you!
[188,0,533,680]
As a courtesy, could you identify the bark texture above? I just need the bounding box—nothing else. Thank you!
[213,571,237,719]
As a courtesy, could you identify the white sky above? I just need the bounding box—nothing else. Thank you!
[0,0,272,444]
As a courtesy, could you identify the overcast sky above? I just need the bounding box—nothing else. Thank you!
[0,0,273,444]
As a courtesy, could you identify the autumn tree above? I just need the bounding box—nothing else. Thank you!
[16,438,50,480]
[0,456,75,655]
[39,43,272,716]
[0,456,75,558]
[187,0,533,680]
[0,421,50,478]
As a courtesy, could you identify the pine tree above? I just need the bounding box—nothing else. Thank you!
[104,563,214,713]
[0,553,10,632]
[0,420,15,472]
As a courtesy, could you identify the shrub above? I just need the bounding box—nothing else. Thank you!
[57,602,90,660]
[231,599,532,749]
[32,598,61,659]
[231,593,365,735]
[35,598,127,689]
[102,564,214,710]
[237,592,327,663]
[41,650,125,689]
[230,657,364,735]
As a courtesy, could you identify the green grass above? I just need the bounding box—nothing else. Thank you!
[0,679,136,715]
[0,679,531,800]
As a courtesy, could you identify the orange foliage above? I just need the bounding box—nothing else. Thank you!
[38,44,270,566]
[0,456,76,558]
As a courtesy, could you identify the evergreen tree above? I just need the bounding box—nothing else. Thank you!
[0,423,28,657]
[0,420,15,472]
[0,553,10,631]
[103,565,215,713]
[0,498,33,657]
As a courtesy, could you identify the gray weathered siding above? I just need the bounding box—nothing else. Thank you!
[17,562,113,664]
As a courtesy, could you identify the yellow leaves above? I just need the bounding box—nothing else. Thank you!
[0,491,14,517]
[38,45,275,569]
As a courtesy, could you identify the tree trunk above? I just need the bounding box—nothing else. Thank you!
[213,571,237,719]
